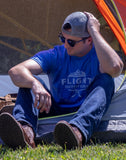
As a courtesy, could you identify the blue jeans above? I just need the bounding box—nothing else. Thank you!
[13,73,114,143]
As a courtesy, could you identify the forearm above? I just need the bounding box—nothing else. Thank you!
[8,66,38,88]
[85,11,123,77]
[91,30,123,76]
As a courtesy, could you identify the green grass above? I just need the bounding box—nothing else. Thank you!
[0,143,126,160]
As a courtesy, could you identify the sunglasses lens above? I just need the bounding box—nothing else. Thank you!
[67,39,76,47]
[58,34,77,47]
[59,35,65,43]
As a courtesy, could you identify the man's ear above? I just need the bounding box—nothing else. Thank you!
[87,37,92,42]
[87,37,92,45]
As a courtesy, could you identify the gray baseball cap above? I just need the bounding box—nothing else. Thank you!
[62,11,89,38]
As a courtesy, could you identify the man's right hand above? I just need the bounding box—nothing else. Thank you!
[32,80,52,114]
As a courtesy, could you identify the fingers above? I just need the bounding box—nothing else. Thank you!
[39,95,51,113]
[84,11,92,17]
[34,92,52,114]
[32,80,52,114]
[34,93,40,108]
[85,12,99,24]
[84,11,100,33]
[84,12,96,19]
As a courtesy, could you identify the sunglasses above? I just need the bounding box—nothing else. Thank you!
[58,33,89,47]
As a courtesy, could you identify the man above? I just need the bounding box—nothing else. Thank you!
[0,11,123,149]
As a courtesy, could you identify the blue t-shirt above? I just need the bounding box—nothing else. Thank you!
[31,45,100,108]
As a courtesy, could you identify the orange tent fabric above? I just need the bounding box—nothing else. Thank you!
[93,0,126,56]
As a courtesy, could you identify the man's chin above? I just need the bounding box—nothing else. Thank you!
[67,51,73,56]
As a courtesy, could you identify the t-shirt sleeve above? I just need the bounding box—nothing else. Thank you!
[31,47,58,74]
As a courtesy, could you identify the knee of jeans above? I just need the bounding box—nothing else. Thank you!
[99,74,115,97]
[88,73,114,98]
[96,73,114,89]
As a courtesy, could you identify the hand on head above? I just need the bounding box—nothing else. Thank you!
[84,11,100,34]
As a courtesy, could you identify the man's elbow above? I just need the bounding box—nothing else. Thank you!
[8,67,16,78]
[110,62,124,77]
[8,67,20,85]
